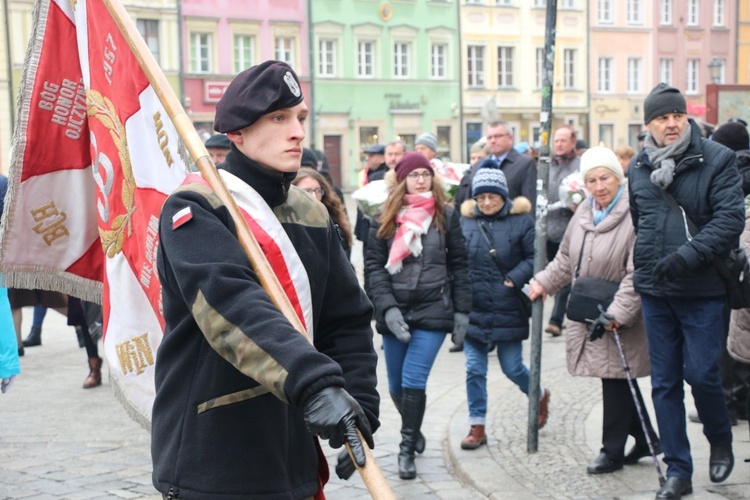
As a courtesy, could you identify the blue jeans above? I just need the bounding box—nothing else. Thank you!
[383,328,445,396]
[641,294,733,480]
[464,338,533,425]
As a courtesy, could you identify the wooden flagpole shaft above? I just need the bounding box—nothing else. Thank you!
[102,1,394,498]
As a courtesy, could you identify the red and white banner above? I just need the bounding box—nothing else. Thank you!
[1,0,189,427]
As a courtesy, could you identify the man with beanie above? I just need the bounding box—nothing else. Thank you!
[544,124,580,337]
[629,83,744,499]
[415,132,439,161]
[152,60,380,498]
[204,133,231,165]
[455,120,537,213]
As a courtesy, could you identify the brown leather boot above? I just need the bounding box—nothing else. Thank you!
[83,357,103,389]
[461,425,487,450]
[538,389,551,428]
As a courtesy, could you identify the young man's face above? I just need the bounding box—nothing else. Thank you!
[646,113,688,147]
[227,101,308,173]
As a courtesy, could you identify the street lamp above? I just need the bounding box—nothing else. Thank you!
[708,58,722,84]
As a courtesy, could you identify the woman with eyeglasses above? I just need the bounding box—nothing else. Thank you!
[291,167,353,259]
[366,152,471,480]
[458,167,549,452]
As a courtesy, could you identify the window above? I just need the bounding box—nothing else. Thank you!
[318,39,336,77]
[437,126,451,158]
[713,58,726,84]
[686,58,699,94]
[467,45,485,87]
[659,58,673,85]
[560,0,575,8]
[496,0,512,5]
[431,44,447,79]
[137,19,160,64]
[358,41,374,78]
[394,42,411,79]
[275,37,294,65]
[534,0,546,6]
[627,0,643,24]
[598,57,613,92]
[688,0,703,25]
[190,33,211,73]
[628,124,642,150]
[466,0,484,4]
[660,0,672,24]
[598,124,614,148]
[627,57,641,93]
[234,35,254,73]
[360,127,380,160]
[536,48,544,88]
[598,0,613,23]
[563,49,575,89]
[713,0,724,26]
[497,47,514,88]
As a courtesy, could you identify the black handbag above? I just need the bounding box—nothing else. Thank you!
[660,190,750,310]
[477,221,533,317]
[566,233,621,324]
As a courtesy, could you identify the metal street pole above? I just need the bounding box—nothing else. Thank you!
[528,0,557,453]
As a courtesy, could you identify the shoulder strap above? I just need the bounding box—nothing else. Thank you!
[477,221,508,277]
[575,232,588,278]
[659,189,697,241]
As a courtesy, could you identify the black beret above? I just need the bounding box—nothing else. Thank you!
[214,60,304,133]
[204,134,231,149]
[644,83,686,124]
[364,144,385,155]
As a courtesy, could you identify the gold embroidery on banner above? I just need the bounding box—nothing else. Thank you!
[153,111,174,167]
[31,202,69,245]
[115,333,154,376]
[87,90,136,258]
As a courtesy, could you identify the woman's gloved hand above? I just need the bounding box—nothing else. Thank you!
[588,305,617,341]
[385,307,411,343]
[451,312,469,345]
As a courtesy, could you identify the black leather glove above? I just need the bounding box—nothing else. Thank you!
[451,312,469,345]
[653,252,688,280]
[303,387,373,467]
[588,305,616,342]
[384,307,411,343]
[335,448,356,480]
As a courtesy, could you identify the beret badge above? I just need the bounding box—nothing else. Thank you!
[284,71,301,98]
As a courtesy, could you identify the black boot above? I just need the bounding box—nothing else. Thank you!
[398,388,426,480]
[22,326,42,347]
[391,393,426,454]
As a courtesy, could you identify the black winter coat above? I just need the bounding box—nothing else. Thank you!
[152,146,379,499]
[628,120,745,297]
[366,204,472,335]
[460,197,535,343]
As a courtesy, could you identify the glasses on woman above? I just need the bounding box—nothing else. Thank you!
[303,188,325,197]
[406,172,432,181]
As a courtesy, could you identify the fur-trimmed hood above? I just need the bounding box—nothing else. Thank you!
[460,196,532,218]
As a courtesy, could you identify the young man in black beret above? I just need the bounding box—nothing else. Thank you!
[152,60,380,498]
[629,83,743,499]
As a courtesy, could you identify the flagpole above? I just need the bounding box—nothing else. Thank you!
[101,1,394,497]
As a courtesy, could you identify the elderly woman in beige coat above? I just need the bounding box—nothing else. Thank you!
[529,146,660,474]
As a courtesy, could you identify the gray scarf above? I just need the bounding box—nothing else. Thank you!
[644,123,692,189]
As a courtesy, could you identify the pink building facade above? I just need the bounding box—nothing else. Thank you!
[181,0,310,139]
[653,0,736,121]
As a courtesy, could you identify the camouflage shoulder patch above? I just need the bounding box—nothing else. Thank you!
[173,182,224,210]
[275,187,329,228]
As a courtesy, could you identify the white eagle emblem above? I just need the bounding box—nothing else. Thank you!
[283,71,301,97]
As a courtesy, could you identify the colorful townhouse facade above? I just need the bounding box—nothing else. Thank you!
[737,0,750,84]
[310,0,461,189]
[459,0,588,154]
[589,0,654,150]
[181,0,310,142]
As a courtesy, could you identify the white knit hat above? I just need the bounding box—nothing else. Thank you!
[580,146,624,183]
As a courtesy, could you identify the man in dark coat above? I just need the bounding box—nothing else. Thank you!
[152,61,379,499]
[455,120,537,209]
[629,83,744,500]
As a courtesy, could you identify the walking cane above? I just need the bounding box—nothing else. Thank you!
[599,306,667,487]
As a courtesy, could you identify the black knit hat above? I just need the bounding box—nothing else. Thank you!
[711,122,750,152]
[644,83,687,124]
[204,134,230,149]
[301,148,319,168]
[214,60,304,133]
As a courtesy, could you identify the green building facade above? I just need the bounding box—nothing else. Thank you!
[309,0,461,190]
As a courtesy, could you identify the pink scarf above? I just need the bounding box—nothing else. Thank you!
[385,192,436,274]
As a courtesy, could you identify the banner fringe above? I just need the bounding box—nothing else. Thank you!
[111,376,152,432]
[0,269,102,304]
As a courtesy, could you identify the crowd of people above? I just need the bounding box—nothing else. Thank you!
[2,60,749,500]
